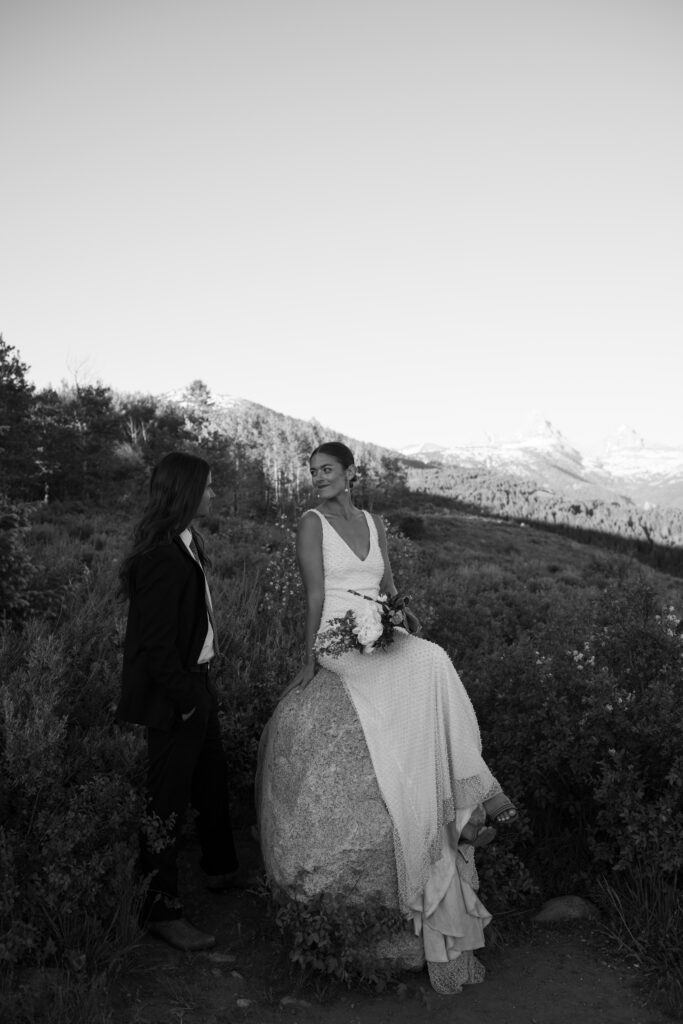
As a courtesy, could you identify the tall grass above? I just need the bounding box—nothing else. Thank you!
[597,868,683,1015]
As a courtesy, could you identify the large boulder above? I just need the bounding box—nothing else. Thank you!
[256,668,424,969]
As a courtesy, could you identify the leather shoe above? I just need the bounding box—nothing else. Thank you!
[147,917,216,951]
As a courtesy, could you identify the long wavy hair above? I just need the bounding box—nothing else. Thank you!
[118,451,211,598]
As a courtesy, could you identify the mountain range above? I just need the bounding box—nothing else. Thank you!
[401,420,683,510]
[167,387,683,512]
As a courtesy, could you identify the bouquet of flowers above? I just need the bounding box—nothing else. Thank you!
[314,590,411,658]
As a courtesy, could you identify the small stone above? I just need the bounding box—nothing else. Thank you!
[280,995,313,1010]
[207,952,237,964]
[235,998,253,1009]
[534,895,600,923]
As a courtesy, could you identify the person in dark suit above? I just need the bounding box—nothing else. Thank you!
[118,451,238,951]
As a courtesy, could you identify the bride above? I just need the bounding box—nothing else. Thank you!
[280,441,517,994]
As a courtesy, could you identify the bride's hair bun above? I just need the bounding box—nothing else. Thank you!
[310,441,357,483]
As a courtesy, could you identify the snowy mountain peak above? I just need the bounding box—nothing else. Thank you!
[508,415,582,464]
[520,414,566,444]
[402,442,449,457]
[605,425,645,453]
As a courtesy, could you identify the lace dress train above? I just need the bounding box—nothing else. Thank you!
[310,509,504,992]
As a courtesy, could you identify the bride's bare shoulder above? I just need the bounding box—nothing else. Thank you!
[296,511,324,563]
[368,510,387,534]
[297,509,323,537]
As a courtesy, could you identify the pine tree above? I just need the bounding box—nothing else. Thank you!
[0,336,37,499]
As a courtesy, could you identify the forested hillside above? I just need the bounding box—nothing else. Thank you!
[406,463,683,571]
[0,337,408,514]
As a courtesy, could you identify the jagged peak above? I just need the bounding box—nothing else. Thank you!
[605,424,645,453]
[401,442,449,456]
[516,412,568,445]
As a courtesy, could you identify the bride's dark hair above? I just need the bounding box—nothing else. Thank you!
[310,441,357,482]
[118,451,210,597]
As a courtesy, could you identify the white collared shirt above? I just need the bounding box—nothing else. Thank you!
[180,528,215,664]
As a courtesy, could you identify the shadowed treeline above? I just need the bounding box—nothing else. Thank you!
[407,464,683,556]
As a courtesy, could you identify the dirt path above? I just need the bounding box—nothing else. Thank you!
[112,832,673,1024]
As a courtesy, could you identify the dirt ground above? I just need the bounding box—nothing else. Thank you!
[111,831,675,1024]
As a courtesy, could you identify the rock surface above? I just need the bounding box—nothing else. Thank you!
[255,669,424,969]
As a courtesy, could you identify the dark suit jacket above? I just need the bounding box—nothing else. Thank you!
[118,536,215,731]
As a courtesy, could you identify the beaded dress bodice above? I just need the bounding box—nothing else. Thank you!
[309,508,385,630]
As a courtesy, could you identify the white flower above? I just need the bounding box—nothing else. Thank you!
[353,606,383,650]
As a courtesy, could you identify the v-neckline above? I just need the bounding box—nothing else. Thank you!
[320,509,371,563]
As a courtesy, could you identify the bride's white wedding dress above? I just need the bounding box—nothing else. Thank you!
[309,508,503,994]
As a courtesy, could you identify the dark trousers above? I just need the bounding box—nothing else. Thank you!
[140,687,238,923]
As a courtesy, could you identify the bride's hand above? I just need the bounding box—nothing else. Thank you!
[278,662,317,702]
[404,608,422,636]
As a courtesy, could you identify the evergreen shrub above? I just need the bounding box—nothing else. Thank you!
[0,499,37,620]
[0,555,144,976]
[460,572,683,893]
[268,885,406,991]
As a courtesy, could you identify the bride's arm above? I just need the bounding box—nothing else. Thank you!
[373,513,398,598]
[373,514,422,636]
[279,513,324,699]
[297,513,325,670]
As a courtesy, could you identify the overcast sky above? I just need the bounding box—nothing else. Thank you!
[2,0,682,453]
